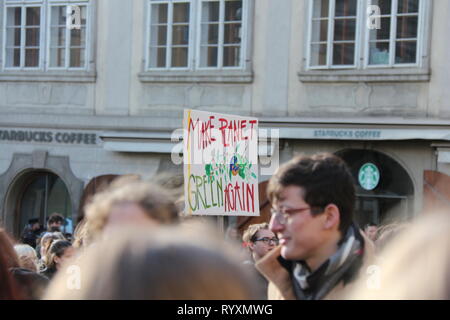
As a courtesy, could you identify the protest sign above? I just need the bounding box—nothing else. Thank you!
[183,110,259,216]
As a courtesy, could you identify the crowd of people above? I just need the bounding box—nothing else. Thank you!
[1,153,449,300]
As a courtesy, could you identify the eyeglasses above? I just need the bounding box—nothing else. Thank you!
[254,237,279,245]
[270,206,313,225]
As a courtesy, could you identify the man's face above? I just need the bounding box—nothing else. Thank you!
[250,229,277,260]
[49,221,62,231]
[31,223,40,231]
[365,226,378,241]
[269,185,326,261]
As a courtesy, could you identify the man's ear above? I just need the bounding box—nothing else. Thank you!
[248,242,255,252]
[323,204,340,230]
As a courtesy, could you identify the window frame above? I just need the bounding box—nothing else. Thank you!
[363,0,424,69]
[145,0,193,70]
[46,1,90,71]
[307,0,362,69]
[2,2,44,70]
[194,0,248,70]
[0,0,96,82]
[141,0,253,83]
[305,0,428,72]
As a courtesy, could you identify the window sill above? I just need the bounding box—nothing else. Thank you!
[138,70,254,84]
[0,71,97,83]
[298,68,431,83]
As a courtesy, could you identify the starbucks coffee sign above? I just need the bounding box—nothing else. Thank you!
[358,163,380,191]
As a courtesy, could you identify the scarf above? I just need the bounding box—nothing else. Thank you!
[290,224,364,300]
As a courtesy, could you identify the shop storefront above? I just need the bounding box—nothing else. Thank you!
[2,120,450,238]
[337,149,414,226]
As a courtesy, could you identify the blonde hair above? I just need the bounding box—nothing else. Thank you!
[375,223,408,254]
[72,219,88,249]
[45,225,258,300]
[242,223,269,244]
[40,232,66,265]
[14,244,38,272]
[84,180,179,245]
[349,212,450,300]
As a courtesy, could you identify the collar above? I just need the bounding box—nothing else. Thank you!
[291,224,364,299]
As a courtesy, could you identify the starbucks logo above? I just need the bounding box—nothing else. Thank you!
[358,163,380,191]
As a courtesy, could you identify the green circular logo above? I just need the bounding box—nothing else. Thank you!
[358,163,380,191]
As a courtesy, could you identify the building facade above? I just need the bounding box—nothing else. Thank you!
[1,0,449,236]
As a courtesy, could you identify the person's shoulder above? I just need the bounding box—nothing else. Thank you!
[21,228,33,236]
[41,267,55,280]
[11,268,49,286]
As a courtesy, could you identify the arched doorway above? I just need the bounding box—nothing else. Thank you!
[15,171,72,237]
[336,149,414,226]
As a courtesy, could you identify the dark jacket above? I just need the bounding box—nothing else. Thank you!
[21,228,41,248]
[41,267,57,281]
[10,268,49,300]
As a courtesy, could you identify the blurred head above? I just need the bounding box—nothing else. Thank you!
[243,223,278,261]
[349,212,450,300]
[14,244,39,272]
[225,225,240,242]
[45,226,258,300]
[153,173,184,212]
[40,232,66,259]
[375,223,408,255]
[72,220,88,249]
[45,240,74,271]
[85,180,179,244]
[267,154,355,264]
[0,229,23,300]
[364,223,378,242]
[47,213,65,231]
[28,219,40,231]
[0,229,20,269]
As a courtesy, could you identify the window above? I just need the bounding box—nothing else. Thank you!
[148,0,190,68]
[199,0,243,68]
[48,4,88,69]
[367,0,420,66]
[146,0,248,71]
[2,0,91,70]
[307,0,425,70]
[4,5,42,68]
[310,0,358,68]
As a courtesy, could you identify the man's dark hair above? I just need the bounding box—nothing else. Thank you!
[28,218,39,225]
[47,213,65,225]
[364,223,378,229]
[267,153,355,236]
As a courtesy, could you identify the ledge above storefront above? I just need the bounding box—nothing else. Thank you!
[259,117,450,142]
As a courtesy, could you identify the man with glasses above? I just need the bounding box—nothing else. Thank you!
[242,223,278,299]
[256,153,375,300]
